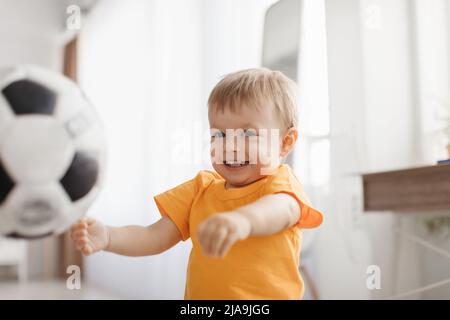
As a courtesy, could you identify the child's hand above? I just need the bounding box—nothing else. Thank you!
[197,212,251,258]
[70,217,110,256]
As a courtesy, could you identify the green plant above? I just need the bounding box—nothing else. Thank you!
[421,99,450,237]
[423,216,450,239]
[434,97,450,143]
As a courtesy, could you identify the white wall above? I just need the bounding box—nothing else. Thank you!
[414,0,450,163]
[79,0,193,299]
[316,0,372,299]
[360,0,423,298]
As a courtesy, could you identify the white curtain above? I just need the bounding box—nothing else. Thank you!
[78,0,275,299]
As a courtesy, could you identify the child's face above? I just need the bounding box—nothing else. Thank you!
[209,105,295,188]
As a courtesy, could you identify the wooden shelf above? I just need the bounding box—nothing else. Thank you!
[362,163,450,212]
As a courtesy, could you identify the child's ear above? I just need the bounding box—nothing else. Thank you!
[280,127,298,157]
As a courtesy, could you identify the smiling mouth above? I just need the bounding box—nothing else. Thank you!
[223,160,250,168]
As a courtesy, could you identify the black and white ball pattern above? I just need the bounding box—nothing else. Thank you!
[0,65,105,239]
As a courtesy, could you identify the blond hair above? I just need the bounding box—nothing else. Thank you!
[208,68,298,129]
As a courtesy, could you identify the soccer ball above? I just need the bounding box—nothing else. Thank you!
[0,65,105,239]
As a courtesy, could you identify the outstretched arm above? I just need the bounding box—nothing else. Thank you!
[197,193,300,258]
[71,215,182,257]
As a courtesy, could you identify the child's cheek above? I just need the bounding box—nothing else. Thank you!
[256,135,281,175]
[210,139,224,165]
[259,158,280,175]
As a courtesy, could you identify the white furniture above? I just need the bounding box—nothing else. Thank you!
[0,237,27,282]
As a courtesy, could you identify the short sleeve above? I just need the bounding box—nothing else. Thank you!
[153,171,216,241]
[260,165,323,229]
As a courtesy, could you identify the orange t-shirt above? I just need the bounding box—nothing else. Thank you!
[154,164,323,300]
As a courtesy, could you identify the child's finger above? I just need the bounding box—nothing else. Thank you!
[197,223,215,254]
[70,228,85,241]
[71,220,88,231]
[82,245,93,256]
[75,239,87,250]
[72,229,87,239]
[78,217,89,226]
[210,226,228,257]
[85,217,96,226]
[73,232,88,247]
[203,225,220,255]
[75,218,89,230]
[72,237,86,247]
[218,234,238,257]
[73,237,84,249]
[70,221,85,233]
[196,222,207,237]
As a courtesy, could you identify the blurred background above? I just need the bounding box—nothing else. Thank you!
[1,0,450,299]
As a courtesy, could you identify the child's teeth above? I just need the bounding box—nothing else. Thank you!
[225,161,248,167]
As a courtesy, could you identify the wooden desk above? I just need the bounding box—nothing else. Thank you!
[362,164,450,212]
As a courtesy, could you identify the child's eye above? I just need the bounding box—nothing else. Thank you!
[211,130,225,138]
[244,129,258,137]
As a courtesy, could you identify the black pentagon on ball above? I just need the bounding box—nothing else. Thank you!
[0,160,15,204]
[2,79,57,115]
[60,152,99,202]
